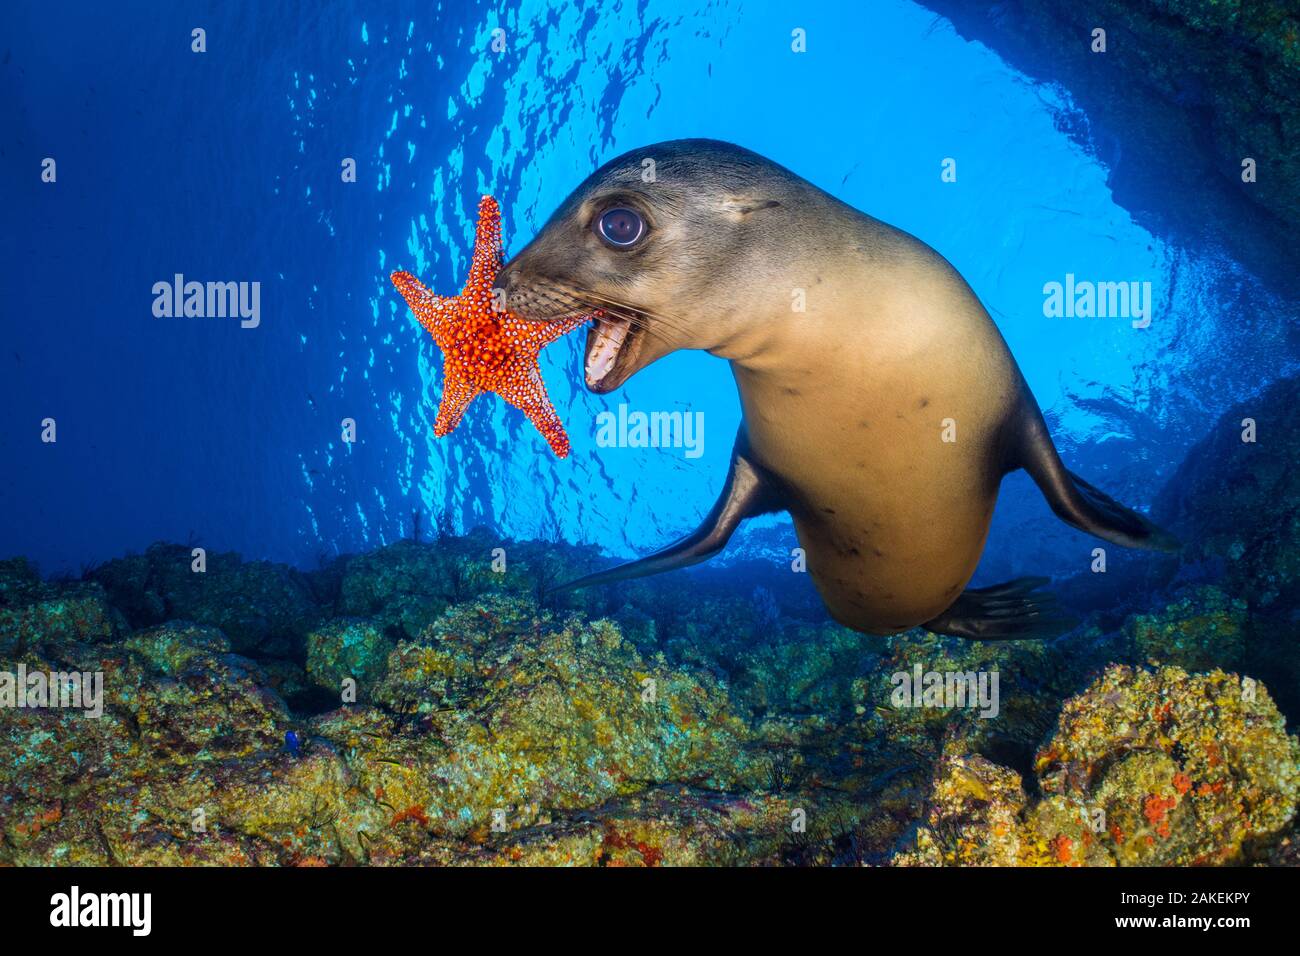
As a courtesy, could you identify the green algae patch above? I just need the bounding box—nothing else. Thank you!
[329,596,760,852]
[1125,587,1248,672]
[306,618,395,695]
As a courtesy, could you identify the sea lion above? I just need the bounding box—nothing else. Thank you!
[494,139,1178,639]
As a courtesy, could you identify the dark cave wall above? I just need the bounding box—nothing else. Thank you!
[917,0,1300,293]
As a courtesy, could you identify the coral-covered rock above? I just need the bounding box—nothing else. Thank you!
[892,665,1299,866]
[336,539,492,640]
[90,543,321,657]
[343,597,759,844]
[892,752,1028,866]
[413,787,840,867]
[1034,665,1299,865]
[123,621,231,676]
[0,630,295,865]
[305,618,394,696]
[3,533,1296,869]
[1123,586,1247,671]
[0,568,125,655]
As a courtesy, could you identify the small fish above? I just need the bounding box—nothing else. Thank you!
[284,730,301,757]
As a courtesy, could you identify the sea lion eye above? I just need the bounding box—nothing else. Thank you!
[596,207,645,247]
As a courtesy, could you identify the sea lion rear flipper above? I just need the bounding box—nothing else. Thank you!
[1014,405,1180,552]
[923,577,1077,641]
[552,440,781,592]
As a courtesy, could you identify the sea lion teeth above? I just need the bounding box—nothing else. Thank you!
[585,316,631,386]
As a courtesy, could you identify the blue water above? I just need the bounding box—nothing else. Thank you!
[2,0,1294,581]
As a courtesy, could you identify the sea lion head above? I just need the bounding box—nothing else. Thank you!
[495,139,804,393]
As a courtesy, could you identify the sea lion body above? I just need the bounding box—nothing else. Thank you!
[496,140,1176,638]
[730,234,1020,632]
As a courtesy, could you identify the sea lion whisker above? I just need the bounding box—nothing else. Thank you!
[576,288,698,336]
[562,286,692,342]
[524,282,682,349]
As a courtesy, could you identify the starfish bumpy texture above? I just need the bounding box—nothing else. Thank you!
[391,196,585,457]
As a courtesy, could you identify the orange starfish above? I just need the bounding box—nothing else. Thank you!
[391,196,586,457]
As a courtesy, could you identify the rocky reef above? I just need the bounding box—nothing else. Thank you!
[1149,373,1300,721]
[2,372,1298,867]
[1,485,1297,865]
[895,665,1298,866]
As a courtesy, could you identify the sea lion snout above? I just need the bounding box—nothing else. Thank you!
[493,243,658,392]
[493,196,681,392]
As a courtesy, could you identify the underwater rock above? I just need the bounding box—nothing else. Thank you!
[83,552,165,624]
[892,752,1029,867]
[1121,586,1247,672]
[91,542,322,657]
[122,621,232,676]
[1267,824,1300,866]
[328,532,840,700]
[258,658,316,708]
[1087,1,1300,226]
[854,629,1069,772]
[2,581,774,865]
[0,559,125,655]
[332,532,616,642]
[305,618,395,696]
[1150,374,1300,716]
[1154,374,1300,610]
[336,537,501,640]
[409,786,871,867]
[1036,665,1299,865]
[0,630,295,865]
[335,596,760,847]
[0,557,46,606]
[892,664,1299,866]
[916,0,1300,293]
[4,532,1297,868]
[713,621,877,718]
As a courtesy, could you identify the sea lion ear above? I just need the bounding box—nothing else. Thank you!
[718,196,781,218]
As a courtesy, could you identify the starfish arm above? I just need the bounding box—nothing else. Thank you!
[465,196,506,294]
[391,271,453,344]
[433,368,482,437]
[534,314,588,347]
[395,195,580,460]
[496,361,572,458]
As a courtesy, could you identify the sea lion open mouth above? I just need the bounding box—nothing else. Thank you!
[583,314,641,392]
[489,272,645,392]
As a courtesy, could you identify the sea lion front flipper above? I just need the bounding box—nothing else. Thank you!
[552,442,781,593]
[923,577,1078,641]
[1014,405,1181,552]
